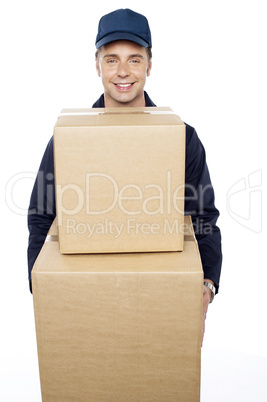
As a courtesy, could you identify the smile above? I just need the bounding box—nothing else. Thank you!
[114,83,134,90]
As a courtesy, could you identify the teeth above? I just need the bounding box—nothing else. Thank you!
[116,83,132,87]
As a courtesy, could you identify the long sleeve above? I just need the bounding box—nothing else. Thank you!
[27,136,56,291]
[184,123,222,292]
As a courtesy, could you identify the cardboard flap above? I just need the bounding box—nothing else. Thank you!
[59,107,174,116]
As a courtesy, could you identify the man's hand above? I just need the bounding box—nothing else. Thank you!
[202,280,214,346]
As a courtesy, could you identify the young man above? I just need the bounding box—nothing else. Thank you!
[28,9,222,343]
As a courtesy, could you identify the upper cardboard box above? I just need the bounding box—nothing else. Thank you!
[54,107,185,254]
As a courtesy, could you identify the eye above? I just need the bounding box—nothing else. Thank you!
[107,59,117,64]
[130,59,140,64]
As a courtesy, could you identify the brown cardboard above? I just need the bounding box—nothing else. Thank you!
[54,107,185,254]
[32,216,203,402]
[45,218,57,241]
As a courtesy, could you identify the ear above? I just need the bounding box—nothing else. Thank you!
[96,59,101,77]
[147,61,152,77]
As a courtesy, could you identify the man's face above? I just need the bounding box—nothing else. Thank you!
[96,40,152,107]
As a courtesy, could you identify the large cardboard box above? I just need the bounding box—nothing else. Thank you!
[54,107,185,254]
[32,216,203,402]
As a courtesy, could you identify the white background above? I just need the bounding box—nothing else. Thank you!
[1,0,266,400]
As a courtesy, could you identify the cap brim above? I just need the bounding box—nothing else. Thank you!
[96,32,149,49]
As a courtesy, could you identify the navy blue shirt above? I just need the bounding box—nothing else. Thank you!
[28,92,222,292]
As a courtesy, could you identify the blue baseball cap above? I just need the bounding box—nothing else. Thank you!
[95,9,152,49]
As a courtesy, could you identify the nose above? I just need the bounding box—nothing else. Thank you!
[117,61,130,78]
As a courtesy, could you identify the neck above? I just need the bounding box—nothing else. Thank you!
[104,91,146,108]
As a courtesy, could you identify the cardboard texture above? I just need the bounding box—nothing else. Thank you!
[54,107,185,254]
[32,216,203,402]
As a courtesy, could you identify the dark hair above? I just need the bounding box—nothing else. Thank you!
[95,45,152,64]
[146,46,152,63]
